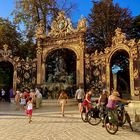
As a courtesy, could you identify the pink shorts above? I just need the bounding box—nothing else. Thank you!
[26,109,33,116]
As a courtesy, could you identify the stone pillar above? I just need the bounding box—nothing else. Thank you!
[106,63,110,94]
[36,40,42,85]
[113,73,117,90]
[76,59,80,85]
[76,51,84,86]
[42,61,46,83]
[13,68,17,94]
[130,59,135,98]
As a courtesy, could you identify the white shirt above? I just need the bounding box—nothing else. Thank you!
[27,103,33,110]
[1,90,5,96]
[20,98,26,105]
[35,89,42,98]
[75,88,85,100]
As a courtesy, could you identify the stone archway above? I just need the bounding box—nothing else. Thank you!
[0,61,14,89]
[35,11,86,88]
[87,28,139,98]
[42,46,83,86]
[42,48,77,98]
[45,48,76,83]
[105,28,137,97]
[0,59,17,93]
[0,45,17,93]
[109,49,130,98]
[0,44,37,94]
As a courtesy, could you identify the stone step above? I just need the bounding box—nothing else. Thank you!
[11,98,78,106]
[42,98,77,106]
[125,101,140,122]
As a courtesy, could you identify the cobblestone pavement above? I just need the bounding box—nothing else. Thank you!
[0,102,140,140]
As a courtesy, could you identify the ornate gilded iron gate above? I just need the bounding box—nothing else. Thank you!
[85,28,140,99]
[0,44,37,93]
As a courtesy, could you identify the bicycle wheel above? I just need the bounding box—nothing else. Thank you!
[81,107,88,122]
[104,115,118,135]
[125,112,133,131]
[87,109,101,125]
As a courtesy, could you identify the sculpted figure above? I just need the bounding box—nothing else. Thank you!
[35,20,45,39]
[77,16,87,32]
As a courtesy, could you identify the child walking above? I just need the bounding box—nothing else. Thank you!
[20,95,26,111]
[26,97,33,123]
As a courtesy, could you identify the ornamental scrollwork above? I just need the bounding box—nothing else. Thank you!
[24,72,30,79]
[86,74,90,84]
[93,68,100,76]
[104,47,110,54]
[85,53,90,69]
[16,57,37,89]
[101,74,106,83]
[0,44,12,59]
[130,47,138,60]
[128,39,136,48]
[48,11,75,37]
[37,46,42,55]
[134,68,139,80]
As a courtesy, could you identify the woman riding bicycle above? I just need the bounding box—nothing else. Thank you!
[106,90,130,125]
[82,89,92,113]
[104,90,132,134]
[106,90,130,110]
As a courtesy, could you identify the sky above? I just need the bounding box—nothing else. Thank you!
[0,0,140,23]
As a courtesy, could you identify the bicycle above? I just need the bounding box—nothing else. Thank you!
[117,103,133,131]
[81,106,88,122]
[87,105,101,125]
[104,103,133,135]
[81,101,101,124]
[104,109,119,134]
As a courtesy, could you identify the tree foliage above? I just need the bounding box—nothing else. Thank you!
[86,0,133,53]
[19,40,36,59]
[13,0,77,39]
[0,17,21,55]
[129,15,140,40]
[13,0,56,39]
[11,0,77,59]
[0,17,36,59]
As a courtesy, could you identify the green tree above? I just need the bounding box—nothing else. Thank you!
[19,40,36,59]
[129,15,140,40]
[13,0,77,40]
[86,0,132,53]
[13,0,56,36]
[0,18,21,55]
[11,0,77,59]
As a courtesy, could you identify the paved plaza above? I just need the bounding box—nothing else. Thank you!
[0,102,140,140]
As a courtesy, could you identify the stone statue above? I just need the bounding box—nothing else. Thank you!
[47,74,53,83]
[112,27,126,45]
[77,16,87,32]
[55,56,66,74]
[35,20,46,39]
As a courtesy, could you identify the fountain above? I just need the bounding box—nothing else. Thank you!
[42,56,75,99]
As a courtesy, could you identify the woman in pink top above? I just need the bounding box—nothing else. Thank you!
[106,90,129,109]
